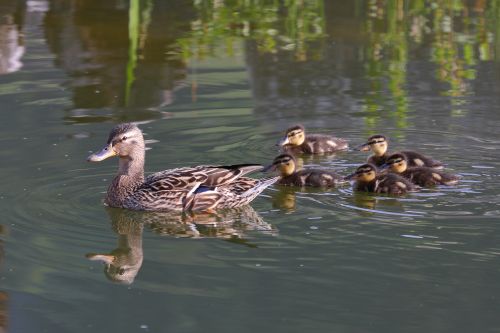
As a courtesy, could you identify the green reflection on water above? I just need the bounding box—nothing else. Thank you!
[178,0,326,61]
[361,0,500,131]
[31,0,500,119]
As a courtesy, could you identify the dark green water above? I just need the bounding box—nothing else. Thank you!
[1,1,500,332]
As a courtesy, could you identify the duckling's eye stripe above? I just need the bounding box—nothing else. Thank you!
[369,139,385,145]
[278,157,292,164]
[289,131,301,136]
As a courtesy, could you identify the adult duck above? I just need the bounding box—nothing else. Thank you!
[87,123,278,212]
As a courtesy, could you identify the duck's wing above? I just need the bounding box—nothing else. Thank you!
[143,164,263,191]
[401,151,443,169]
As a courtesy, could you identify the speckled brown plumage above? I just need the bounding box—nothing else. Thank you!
[88,123,278,212]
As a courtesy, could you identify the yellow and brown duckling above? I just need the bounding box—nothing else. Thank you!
[279,124,348,154]
[358,134,443,169]
[346,163,417,195]
[383,153,459,187]
[264,154,347,187]
[87,123,278,212]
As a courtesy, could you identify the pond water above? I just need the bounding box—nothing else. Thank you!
[1,0,500,332]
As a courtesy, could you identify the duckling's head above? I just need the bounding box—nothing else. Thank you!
[385,153,408,173]
[346,163,377,182]
[279,125,306,146]
[87,123,145,162]
[263,154,297,177]
[358,134,388,156]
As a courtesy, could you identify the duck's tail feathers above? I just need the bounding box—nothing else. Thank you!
[218,164,263,175]
[234,176,279,206]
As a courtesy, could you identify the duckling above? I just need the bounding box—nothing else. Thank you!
[346,163,417,195]
[264,154,346,187]
[383,153,459,187]
[279,125,348,154]
[87,123,278,212]
[358,134,443,169]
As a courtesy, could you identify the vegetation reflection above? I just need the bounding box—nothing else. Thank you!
[34,0,500,122]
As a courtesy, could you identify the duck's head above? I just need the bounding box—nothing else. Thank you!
[87,123,145,162]
[279,125,306,146]
[383,153,408,173]
[345,163,377,182]
[263,154,297,177]
[86,253,141,285]
[358,134,388,156]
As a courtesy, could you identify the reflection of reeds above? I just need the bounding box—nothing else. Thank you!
[125,0,153,106]
[364,0,500,125]
[365,0,409,132]
[177,0,326,61]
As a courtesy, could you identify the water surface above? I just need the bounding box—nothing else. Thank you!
[1,1,500,332]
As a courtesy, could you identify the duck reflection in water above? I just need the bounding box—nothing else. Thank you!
[87,206,276,284]
[86,208,144,285]
[271,187,298,212]
[348,192,405,217]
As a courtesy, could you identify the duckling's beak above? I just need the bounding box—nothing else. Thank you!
[262,164,277,173]
[356,143,371,152]
[277,136,289,146]
[87,143,116,162]
[344,172,357,181]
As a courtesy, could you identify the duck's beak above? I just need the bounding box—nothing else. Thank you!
[356,143,371,152]
[86,253,116,264]
[262,163,277,173]
[277,136,289,146]
[87,143,116,162]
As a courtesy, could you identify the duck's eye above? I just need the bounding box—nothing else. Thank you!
[118,268,125,275]
[122,136,127,141]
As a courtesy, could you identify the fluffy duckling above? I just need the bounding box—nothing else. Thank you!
[279,125,348,154]
[383,153,459,187]
[264,154,346,187]
[359,134,443,169]
[346,163,417,195]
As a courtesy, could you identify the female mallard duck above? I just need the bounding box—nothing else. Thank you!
[279,125,348,154]
[263,154,346,187]
[358,134,443,169]
[87,123,278,212]
[346,163,417,195]
[383,153,459,187]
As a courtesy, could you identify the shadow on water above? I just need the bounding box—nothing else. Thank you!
[86,206,276,284]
